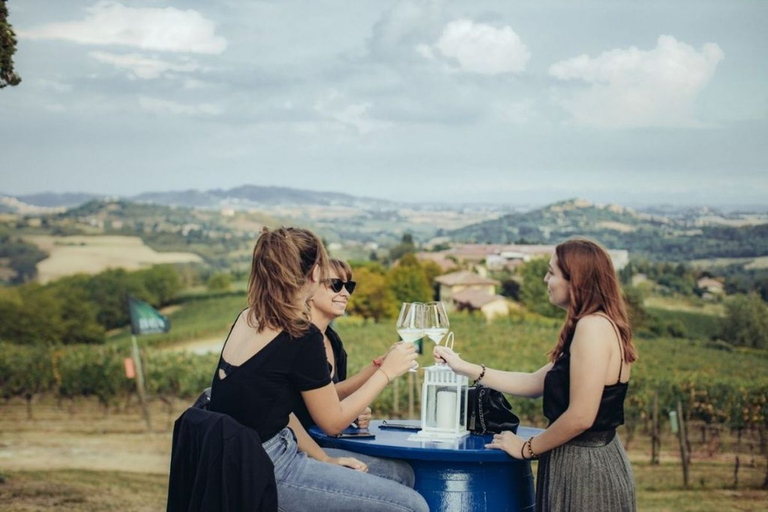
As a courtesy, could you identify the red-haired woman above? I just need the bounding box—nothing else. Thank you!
[435,237,637,511]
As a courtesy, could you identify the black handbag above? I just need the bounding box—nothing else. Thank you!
[467,384,520,435]
[192,387,212,410]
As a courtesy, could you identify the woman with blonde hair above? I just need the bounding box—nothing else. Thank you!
[209,228,428,512]
[435,237,637,511]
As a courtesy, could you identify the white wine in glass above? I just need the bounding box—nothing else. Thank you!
[396,302,424,372]
[424,301,449,344]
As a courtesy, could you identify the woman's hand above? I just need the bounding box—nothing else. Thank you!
[355,407,372,429]
[380,342,418,379]
[485,431,526,459]
[379,343,398,361]
[326,456,369,472]
[433,345,470,376]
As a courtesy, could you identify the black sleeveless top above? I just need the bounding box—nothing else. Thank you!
[542,323,629,432]
[294,325,348,430]
[208,316,332,442]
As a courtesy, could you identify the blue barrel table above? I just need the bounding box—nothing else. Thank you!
[309,420,541,512]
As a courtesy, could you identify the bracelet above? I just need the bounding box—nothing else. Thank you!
[372,357,384,367]
[376,367,392,383]
[526,437,539,460]
[474,364,486,385]
[520,442,527,460]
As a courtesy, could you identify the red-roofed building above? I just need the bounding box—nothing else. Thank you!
[451,289,510,320]
[433,270,510,319]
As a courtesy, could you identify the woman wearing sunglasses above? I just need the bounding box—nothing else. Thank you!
[209,229,428,512]
[291,259,417,487]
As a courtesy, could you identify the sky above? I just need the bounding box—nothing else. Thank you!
[1,0,767,207]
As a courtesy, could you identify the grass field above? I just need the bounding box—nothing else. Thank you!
[24,235,202,284]
[3,293,766,510]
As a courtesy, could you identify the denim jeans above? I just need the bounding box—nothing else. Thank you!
[323,448,415,487]
[263,428,429,512]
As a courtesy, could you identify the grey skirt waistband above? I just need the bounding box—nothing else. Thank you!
[567,429,616,447]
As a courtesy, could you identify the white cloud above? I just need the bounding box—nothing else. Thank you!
[549,35,724,128]
[89,52,205,80]
[139,96,222,116]
[36,79,73,93]
[368,0,444,61]
[314,90,392,134]
[422,19,530,75]
[497,99,537,124]
[20,1,227,54]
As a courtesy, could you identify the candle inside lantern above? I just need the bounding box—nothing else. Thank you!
[436,389,457,429]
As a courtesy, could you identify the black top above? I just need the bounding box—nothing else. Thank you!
[208,319,332,442]
[542,331,628,432]
[294,325,348,430]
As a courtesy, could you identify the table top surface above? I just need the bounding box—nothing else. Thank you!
[309,420,543,462]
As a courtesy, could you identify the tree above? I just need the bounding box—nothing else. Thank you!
[207,272,233,292]
[388,253,432,303]
[347,267,398,322]
[0,285,64,345]
[622,285,648,330]
[139,265,182,305]
[0,230,48,283]
[721,293,768,349]
[51,285,106,344]
[501,279,521,301]
[518,257,561,318]
[1,0,22,88]
[0,283,105,345]
[421,260,444,301]
[81,268,153,329]
[388,233,416,261]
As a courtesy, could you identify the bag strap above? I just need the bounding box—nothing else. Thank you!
[477,386,487,433]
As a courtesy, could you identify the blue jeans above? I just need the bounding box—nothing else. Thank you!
[263,428,429,512]
[322,448,415,487]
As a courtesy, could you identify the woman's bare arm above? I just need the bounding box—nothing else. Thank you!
[433,345,552,398]
[302,342,417,435]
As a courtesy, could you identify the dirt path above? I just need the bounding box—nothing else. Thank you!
[0,399,180,475]
[164,335,224,355]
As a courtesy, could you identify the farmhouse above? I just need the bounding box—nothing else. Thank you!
[434,270,510,319]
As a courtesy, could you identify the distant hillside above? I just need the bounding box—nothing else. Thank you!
[14,192,103,208]
[6,185,394,210]
[449,199,768,261]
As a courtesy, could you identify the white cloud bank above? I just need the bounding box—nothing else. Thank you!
[418,19,530,75]
[549,35,724,128]
[314,90,392,135]
[139,96,222,116]
[19,1,227,54]
[89,52,206,80]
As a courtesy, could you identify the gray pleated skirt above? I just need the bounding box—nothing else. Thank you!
[535,431,636,512]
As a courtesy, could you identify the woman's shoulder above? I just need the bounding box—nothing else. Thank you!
[294,323,323,343]
[575,313,615,329]
[572,314,617,347]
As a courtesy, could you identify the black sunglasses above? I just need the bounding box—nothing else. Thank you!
[326,278,356,294]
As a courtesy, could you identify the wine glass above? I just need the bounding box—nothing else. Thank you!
[396,302,425,372]
[424,301,450,346]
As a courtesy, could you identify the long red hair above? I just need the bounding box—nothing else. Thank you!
[549,238,638,363]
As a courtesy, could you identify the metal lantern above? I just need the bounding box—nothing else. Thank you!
[414,364,469,440]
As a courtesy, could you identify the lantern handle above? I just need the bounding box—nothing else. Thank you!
[443,331,455,351]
